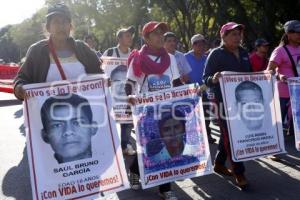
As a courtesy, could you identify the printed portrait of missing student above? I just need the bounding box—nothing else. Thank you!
[146,110,186,162]
[290,85,300,131]
[40,93,98,164]
[235,81,264,131]
[110,65,128,103]
[140,101,204,174]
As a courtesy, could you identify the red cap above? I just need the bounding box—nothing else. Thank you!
[142,21,169,37]
[220,22,244,37]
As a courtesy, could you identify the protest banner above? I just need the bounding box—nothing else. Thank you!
[288,77,300,151]
[102,57,132,124]
[23,75,129,200]
[0,64,19,93]
[132,84,213,189]
[219,71,285,162]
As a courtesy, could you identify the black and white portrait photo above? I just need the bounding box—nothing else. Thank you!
[220,72,285,161]
[110,65,128,103]
[40,93,98,164]
[235,80,265,131]
[24,77,130,198]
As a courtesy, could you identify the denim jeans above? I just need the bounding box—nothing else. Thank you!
[280,98,290,124]
[202,94,212,137]
[280,97,294,134]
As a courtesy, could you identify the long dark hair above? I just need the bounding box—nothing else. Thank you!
[279,33,289,46]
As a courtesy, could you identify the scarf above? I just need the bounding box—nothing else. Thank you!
[128,44,170,77]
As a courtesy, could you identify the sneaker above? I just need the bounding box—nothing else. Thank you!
[129,173,140,190]
[234,173,248,189]
[159,191,178,200]
[123,144,136,156]
[213,163,233,176]
[268,155,281,161]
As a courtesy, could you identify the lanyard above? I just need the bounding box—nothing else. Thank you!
[283,45,299,77]
[48,37,67,80]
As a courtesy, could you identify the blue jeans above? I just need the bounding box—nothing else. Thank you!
[280,98,290,124]
[121,123,134,149]
[280,97,294,133]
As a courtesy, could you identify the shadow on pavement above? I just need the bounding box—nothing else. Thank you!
[2,147,32,200]
[14,108,26,137]
[190,134,300,200]
[2,120,299,200]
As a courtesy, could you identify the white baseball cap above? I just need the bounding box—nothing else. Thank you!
[191,34,205,45]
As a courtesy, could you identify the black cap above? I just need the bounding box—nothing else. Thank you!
[255,38,269,47]
[46,3,71,21]
[116,26,135,38]
[284,20,300,33]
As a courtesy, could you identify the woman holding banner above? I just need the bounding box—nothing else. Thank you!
[125,21,181,200]
[267,20,300,137]
[203,22,252,189]
[14,3,102,100]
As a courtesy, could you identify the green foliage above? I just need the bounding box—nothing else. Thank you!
[0,26,19,62]
[9,8,46,58]
[2,0,300,62]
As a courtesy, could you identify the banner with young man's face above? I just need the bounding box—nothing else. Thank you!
[102,57,133,124]
[288,77,300,151]
[219,71,286,162]
[132,84,213,189]
[23,75,129,200]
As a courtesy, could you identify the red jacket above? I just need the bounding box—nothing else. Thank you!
[249,52,268,72]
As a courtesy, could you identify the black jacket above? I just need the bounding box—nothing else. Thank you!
[203,46,252,102]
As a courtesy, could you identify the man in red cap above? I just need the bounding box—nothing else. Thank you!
[125,21,181,200]
[203,22,252,189]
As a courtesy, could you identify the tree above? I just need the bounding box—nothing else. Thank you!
[0,26,19,63]
[3,0,300,62]
[149,0,300,51]
[45,0,149,50]
[9,8,46,58]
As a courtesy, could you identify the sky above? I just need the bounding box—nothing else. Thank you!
[0,0,45,28]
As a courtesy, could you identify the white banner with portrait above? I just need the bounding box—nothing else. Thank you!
[219,71,285,162]
[288,77,300,151]
[23,75,129,200]
[132,84,213,189]
[102,57,132,124]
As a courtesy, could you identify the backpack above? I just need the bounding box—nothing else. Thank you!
[106,47,120,57]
